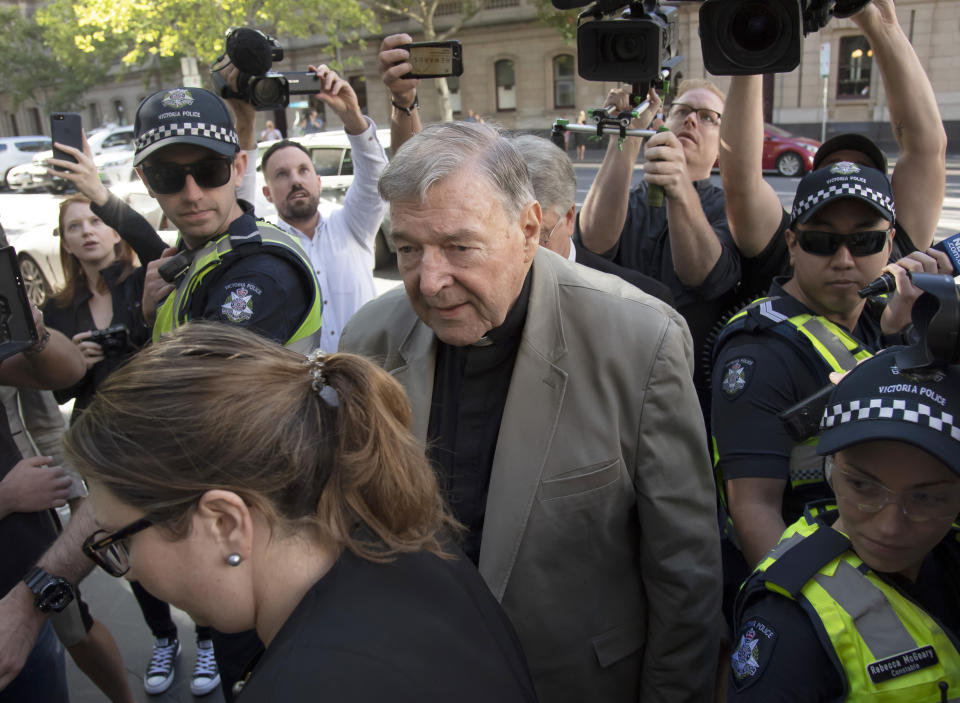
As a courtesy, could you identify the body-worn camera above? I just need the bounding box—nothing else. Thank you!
[212,28,323,111]
[89,324,129,357]
[699,0,873,75]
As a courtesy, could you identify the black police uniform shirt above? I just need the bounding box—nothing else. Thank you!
[0,402,60,599]
[728,533,960,701]
[711,278,886,525]
[179,212,310,346]
[739,210,918,302]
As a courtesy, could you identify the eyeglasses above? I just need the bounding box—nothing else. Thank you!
[666,103,722,126]
[82,517,153,577]
[835,469,960,523]
[794,228,890,257]
[539,216,564,245]
[141,157,234,195]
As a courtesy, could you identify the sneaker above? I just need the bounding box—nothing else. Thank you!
[144,637,180,695]
[190,639,221,696]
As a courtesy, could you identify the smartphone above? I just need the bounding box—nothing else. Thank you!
[50,112,83,168]
[400,40,463,79]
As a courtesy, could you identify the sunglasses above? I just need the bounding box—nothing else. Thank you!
[793,228,890,257]
[141,157,234,195]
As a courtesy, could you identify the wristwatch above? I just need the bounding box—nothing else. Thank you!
[23,567,75,613]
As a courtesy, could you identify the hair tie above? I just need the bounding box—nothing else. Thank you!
[306,349,339,407]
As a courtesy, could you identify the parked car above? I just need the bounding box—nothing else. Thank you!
[255,128,396,268]
[0,136,50,188]
[14,181,176,307]
[10,125,136,194]
[762,124,820,177]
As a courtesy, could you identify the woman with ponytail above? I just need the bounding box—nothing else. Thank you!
[64,322,537,702]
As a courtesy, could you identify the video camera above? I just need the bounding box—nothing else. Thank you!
[780,272,960,442]
[699,0,873,75]
[211,28,324,111]
[551,0,680,89]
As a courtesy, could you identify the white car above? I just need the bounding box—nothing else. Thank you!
[255,128,396,268]
[14,182,175,307]
[9,125,136,194]
[0,136,50,188]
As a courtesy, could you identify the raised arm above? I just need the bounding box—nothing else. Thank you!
[378,34,423,154]
[578,87,658,256]
[718,75,787,258]
[0,307,85,391]
[854,0,946,250]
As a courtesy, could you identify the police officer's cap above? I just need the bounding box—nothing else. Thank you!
[133,87,239,166]
[817,351,960,476]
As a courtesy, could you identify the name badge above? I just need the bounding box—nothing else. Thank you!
[867,646,938,684]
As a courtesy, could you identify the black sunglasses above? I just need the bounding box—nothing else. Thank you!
[141,157,234,195]
[82,517,153,577]
[794,229,891,257]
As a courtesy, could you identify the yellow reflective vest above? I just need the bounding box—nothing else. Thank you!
[737,506,960,702]
[153,218,323,354]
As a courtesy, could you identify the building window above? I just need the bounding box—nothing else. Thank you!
[7,113,19,136]
[448,76,462,114]
[553,55,575,109]
[88,103,101,128]
[837,36,872,99]
[349,75,368,114]
[28,108,42,134]
[495,59,516,111]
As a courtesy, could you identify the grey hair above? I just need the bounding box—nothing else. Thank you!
[510,134,576,221]
[379,121,536,221]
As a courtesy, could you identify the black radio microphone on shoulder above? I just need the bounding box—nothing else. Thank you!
[858,231,960,298]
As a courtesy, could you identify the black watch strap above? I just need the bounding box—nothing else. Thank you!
[23,566,75,613]
[391,94,418,116]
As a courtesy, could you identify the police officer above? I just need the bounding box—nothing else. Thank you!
[131,87,323,700]
[132,87,323,353]
[728,351,960,700]
[711,162,952,571]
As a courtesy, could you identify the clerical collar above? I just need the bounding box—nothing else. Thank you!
[472,269,532,348]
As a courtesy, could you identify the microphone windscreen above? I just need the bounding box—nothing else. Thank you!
[931,231,960,276]
[226,28,274,75]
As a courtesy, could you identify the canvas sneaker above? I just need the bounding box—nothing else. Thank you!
[190,639,221,696]
[144,637,180,695]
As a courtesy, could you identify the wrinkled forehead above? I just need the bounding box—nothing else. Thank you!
[673,88,724,113]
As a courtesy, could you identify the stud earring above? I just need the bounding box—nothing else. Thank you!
[226,553,242,567]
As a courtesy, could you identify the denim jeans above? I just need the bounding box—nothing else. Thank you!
[0,620,68,703]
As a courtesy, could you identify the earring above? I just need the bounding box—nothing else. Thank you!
[226,553,242,567]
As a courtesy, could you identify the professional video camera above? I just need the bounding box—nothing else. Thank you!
[699,0,873,75]
[211,27,323,111]
[780,272,960,442]
[552,0,680,88]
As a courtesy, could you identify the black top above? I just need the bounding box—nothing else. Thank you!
[236,545,538,703]
[427,272,531,564]
[575,178,742,424]
[711,278,886,524]
[0,404,60,598]
[574,245,674,304]
[729,533,960,701]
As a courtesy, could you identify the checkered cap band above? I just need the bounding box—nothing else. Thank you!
[821,398,960,443]
[134,122,239,153]
[792,182,895,223]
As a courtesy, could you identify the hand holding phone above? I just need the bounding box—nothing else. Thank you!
[399,40,463,79]
[50,112,83,170]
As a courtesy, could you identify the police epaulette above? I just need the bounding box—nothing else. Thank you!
[762,527,851,598]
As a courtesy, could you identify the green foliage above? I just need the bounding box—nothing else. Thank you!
[38,0,379,71]
[533,0,578,42]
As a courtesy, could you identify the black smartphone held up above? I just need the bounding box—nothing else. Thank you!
[400,40,463,79]
[0,246,39,362]
[50,112,83,168]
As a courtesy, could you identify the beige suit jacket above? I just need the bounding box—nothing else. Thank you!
[341,248,723,702]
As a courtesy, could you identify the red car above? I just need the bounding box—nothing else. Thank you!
[762,124,820,177]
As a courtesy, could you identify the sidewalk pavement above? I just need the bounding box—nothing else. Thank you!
[66,569,224,703]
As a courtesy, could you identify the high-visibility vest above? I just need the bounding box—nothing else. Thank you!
[712,297,875,518]
[153,221,323,354]
[737,505,960,702]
